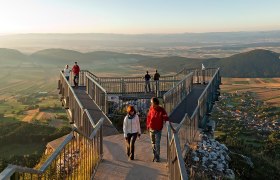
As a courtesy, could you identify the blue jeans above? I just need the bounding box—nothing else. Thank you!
[145,81,151,93]
[149,129,162,161]
[154,80,159,96]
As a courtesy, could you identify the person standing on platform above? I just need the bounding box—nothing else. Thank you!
[72,62,80,88]
[153,70,160,97]
[144,71,151,93]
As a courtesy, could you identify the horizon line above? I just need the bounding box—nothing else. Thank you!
[1,29,280,36]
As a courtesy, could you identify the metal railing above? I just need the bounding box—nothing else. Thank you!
[166,122,188,180]
[59,71,97,137]
[67,70,88,87]
[163,72,193,115]
[175,68,220,146]
[0,119,104,180]
[193,68,220,128]
[86,74,108,114]
[175,68,218,85]
[97,75,182,95]
[165,68,221,180]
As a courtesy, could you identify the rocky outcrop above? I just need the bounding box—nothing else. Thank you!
[184,133,235,179]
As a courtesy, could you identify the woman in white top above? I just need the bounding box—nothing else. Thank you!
[63,65,71,81]
[123,105,141,160]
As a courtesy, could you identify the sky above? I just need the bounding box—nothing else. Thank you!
[0,0,280,34]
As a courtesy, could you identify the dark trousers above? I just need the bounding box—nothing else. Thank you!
[145,81,151,93]
[73,75,79,87]
[125,133,138,160]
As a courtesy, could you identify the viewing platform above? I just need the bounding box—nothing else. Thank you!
[0,67,221,180]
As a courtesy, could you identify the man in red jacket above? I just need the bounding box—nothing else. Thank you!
[146,97,168,162]
[72,62,80,88]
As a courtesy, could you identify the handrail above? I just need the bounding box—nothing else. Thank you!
[0,118,104,179]
[166,122,188,180]
[39,133,73,172]
[166,67,220,179]
[197,68,220,102]
[163,72,193,115]
[164,72,193,96]
[86,74,107,93]
[60,70,84,109]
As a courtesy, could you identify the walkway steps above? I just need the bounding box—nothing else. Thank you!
[73,86,119,136]
[94,128,168,180]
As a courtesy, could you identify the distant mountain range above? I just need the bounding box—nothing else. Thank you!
[1,48,280,78]
[141,49,280,78]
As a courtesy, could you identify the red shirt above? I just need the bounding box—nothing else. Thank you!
[146,106,168,131]
[72,65,80,75]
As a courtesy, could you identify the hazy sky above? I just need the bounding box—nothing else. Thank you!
[0,0,280,34]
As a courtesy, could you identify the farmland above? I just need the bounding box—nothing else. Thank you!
[211,78,280,179]
[0,64,71,171]
[222,77,280,106]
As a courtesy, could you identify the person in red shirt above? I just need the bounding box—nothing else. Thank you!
[146,97,168,162]
[72,62,80,88]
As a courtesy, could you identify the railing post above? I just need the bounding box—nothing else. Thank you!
[86,75,89,94]
[65,96,69,109]
[195,69,199,84]
[121,78,125,94]
[104,93,108,114]
[71,108,74,124]
[100,125,103,157]
[57,79,61,89]
[202,69,205,84]
[94,84,97,101]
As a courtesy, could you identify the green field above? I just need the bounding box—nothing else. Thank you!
[0,63,71,172]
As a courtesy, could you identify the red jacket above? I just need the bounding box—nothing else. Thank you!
[72,65,80,75]
[146,106,168,131]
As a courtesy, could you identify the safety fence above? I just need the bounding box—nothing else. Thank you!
[0,121,104,180]
[166,68,221,180]
[163,72,193,115]
[86,74,108,114]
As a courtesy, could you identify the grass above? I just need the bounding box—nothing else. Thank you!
[221,78,280,106]
[214,130,226,138]
[0,117,18,123]
[0,143,46,159]
[262,78,278,83]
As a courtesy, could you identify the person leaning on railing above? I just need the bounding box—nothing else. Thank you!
[146,97,168,162]
[123,105,141,160]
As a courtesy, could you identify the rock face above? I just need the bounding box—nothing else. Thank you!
[184,133,235,179]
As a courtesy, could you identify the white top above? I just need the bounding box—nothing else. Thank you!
[64,68,71,77]
[123,114,141,137]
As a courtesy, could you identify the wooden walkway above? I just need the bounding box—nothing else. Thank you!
[94,128,168,180]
